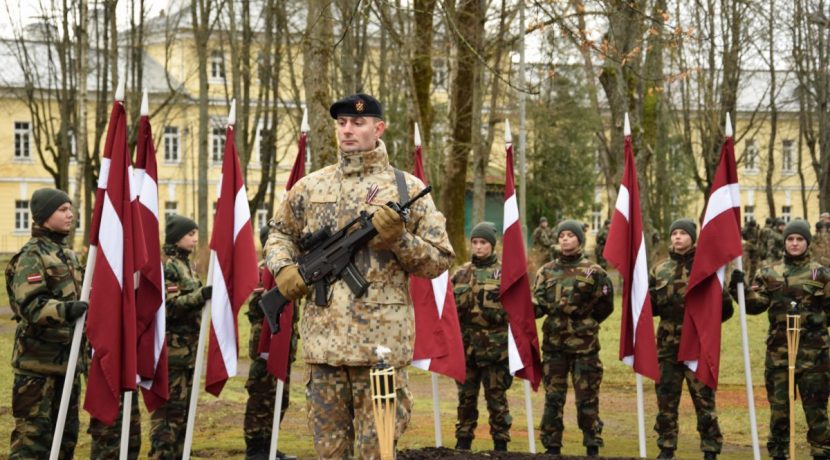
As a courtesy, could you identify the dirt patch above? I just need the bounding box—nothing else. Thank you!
[397,447,637,459]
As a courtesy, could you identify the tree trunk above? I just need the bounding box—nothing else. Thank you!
[765,0,778,219]
[411,0,437,151]
[304,0,337,170]
[192,0,212,241]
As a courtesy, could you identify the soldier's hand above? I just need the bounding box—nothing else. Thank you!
[62,301,88,322]
[729,269,745,289]
[276,265,309,301]
[371,205,404,249]
[200,285,213,302]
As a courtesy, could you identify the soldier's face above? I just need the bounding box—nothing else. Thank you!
[470,237,493,258]
[43,202,74,234]
[177,229,199,252]
[559,230,580,255]
[670,229,693,254]
[785,234,808,256]
[336,116,385,153]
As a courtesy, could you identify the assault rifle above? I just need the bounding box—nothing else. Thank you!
[260,185,432,334]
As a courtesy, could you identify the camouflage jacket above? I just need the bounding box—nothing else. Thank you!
[246,261,299,360]
[532,226,555,251]
[531,250,614,355]
[452,254,508,366]
[595,224,609,261]
[811,232,830,267]
[265,140,454,368]
[163,244,205,368]
[6,226,83,376]
[650,248,734,361]
[741,252,830,369]
[765,230,785,262]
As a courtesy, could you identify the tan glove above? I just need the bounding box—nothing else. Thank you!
[275,265,309,301]
[371,205,405,249]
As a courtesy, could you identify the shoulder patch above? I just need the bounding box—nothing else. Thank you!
[167,284,179,293]
[27,274,43,284]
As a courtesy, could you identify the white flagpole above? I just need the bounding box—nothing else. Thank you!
[636,374,646,458]
[119,392,132,460]
[431,372,442,447]
[50,247,96,460]
[268,379,286,460]
[523,380,536,453]
[182,257,213,460]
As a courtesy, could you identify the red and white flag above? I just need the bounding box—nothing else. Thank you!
[678,114,742,389]
[500,120,542,390]
[134,91,169,411]
[85,85,149,424]
[257,111,307,382]
[409,123,466,383]
[206,101,259,396]
[603,114,659,382]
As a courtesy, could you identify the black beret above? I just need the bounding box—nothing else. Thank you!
[329,93,383,120]
[31,188,71,225]
[165,214,198,245]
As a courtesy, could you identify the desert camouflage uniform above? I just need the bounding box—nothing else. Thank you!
[531,249,614,450]
[740,251,830,458]
[149,244,206,460]
[244,262,299,457]
[452,254,513,443]
[650,248,732,454]
[265,139,454,459]
[6,225,83,460]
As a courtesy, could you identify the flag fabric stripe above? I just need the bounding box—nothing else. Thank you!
[678,134,742,389]
[603,133,659,381]
[500,142,542,390]
[98,198,125,288]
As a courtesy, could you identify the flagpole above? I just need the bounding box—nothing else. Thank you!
[50,245,96,460]
[268,379,285,460]
[430,373,443,447]
[119,392,132,460]
[182,256,214,460]
[635,374,646,458]
[522,380,536,453]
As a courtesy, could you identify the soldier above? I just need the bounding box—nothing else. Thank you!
[149,215,212,459]
[531,219,614,458]
[734,219,830,460]
[265,92,454,459]
[821,212,830,225]
[88,394,141,458]
[649,218,733,460]
[742,219,761,280]
[453,222,513,452]
[531,217,556,267]
[6,188,86,459]
[765,218,786,263]
[595,219,610,269]
[244,226,298,460]
[812,221,830,267]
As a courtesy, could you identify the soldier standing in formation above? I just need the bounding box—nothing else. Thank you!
[531,217,556,268]
[595,219,610,269]
[149,215,212,459]
[6,189,86,459]
[532,219,614,458]
[736,219,830,460]
[649,218,733,460]
[742,219,762,280]
[811,220,830,267]
[265,93,453,459]
[764,218,786,263]
[453,222,513,452]
[243,226,298,460]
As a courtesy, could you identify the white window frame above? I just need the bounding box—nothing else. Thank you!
[210,50,225,82]
[211,127,226,164]
[744,139,759,173]
[782,139,795,174]
[781,205,792,223]
[14,199,29,231]
[164,201,177,221]
[256,205,269,232]
[164,126,180,163]
[744,205,755,225]
[14,122,31,160]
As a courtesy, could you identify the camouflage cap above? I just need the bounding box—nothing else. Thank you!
[470,221,498,247]
[165,214,198,245]
[669,218,697,243]
[31,188,71,225]
[329,93,383,120]
[784,219,811,244]
[557,219,585,246]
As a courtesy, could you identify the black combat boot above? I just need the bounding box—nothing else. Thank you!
[493,440,508,452]
[703,452,717,460]
[455,438,472,450]
[657,448,675,459]
[586,445,599,457]
[245,438,269,460]
[545,446,561,456]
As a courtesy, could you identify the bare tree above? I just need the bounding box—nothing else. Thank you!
[304,0,337,170]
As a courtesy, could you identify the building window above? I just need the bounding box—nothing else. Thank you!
[782,139,794,174]
[256,204,269,232]
[744,205,755,224]
[744,140,759,172]
[164,201,177,221]
[432,59,447,89]
[164,127,180,162]
[14,122,31,159]
[68,129,77,159]
[211,127,226,163]
[781,205,792,223]
[591,205,602,233]
[210,50,225,81]
[15,200,29,231]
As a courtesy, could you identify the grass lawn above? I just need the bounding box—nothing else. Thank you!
[0,261,814,459]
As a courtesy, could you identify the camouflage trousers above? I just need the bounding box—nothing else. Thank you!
[654,358,722,453]
[305,363,412,459]
[540,352,604,449]
[10,372,79,460]
[454,359,513,442]
[88,392,142,459]
[765,363,830,457]
[243,358,292,456]
[149,367,194,459]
